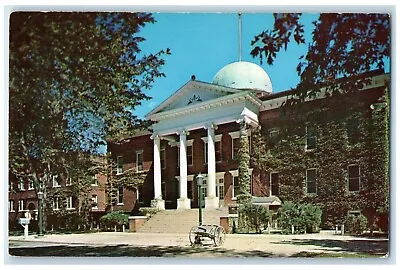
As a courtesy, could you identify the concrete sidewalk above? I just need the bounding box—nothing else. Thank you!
[8,231,389,257]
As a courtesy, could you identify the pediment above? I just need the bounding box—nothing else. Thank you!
[146,80,240,117]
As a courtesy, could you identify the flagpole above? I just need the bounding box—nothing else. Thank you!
[238,12,242,62]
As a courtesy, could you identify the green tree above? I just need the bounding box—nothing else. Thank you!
[250,13,390,100]
[250,13,390,231]
[9,12,169,230]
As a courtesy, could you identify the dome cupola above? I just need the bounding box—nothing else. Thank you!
[212,61,273,93]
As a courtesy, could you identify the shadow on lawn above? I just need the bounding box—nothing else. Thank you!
[274,238,389,256]
[9,244,278,258]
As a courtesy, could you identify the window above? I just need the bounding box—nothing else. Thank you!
[9,200,15,212]
[66,197,74,209]
[136,150,144,172]
[177,140,193,168]
[52,175,61,187]
[232,138,240,160]
[53,197,60,210]
[92,194,98,209]
[348,165,360,192]
[306,125,317,151]
[66,177,72,186]
[215,141,222,162]
[217,178,224,200]
[233,176,240,198]
[203,136,222,164]
[160,148,166,169]
[18,178,25,191]
[9,182,14,192]
[117,156,123,174]
[187,145,193,166]
[138,185,144,203]
[187,181,193,200]
[201,179,207,201]
[204,141,208,164]
[161,182,166,198]
[346,118,360,145]
[306,169,317,194]
[91,175,98,186]
[269,128,280,144]
[270,172,279,196]
[269,128,279,138]
[28,179,34,190]
[117,186,124,205]
[18,199,24,211]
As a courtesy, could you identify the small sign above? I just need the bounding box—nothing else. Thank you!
[19,218,30,225]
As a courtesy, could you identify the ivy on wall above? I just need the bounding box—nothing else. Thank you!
[251,87,389,229]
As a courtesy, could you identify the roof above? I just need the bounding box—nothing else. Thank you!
[251,196,282,206]
[212,61,273,93]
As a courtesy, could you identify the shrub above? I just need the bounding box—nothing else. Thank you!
[344,213,368,235]
[138,207,159,219]
[277,201,322,234]
[238,203,271,233]
[100,211,129,230]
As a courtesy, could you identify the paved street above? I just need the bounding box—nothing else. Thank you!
[8,231,389,258]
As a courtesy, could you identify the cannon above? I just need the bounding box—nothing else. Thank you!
[189,224,226,247]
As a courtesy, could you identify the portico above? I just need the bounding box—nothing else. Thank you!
[146,79,263,210]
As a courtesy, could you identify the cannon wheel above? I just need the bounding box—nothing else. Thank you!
[189,226,199,245]
[213,226,226,247]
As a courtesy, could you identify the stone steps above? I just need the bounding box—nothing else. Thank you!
[137,209,228,233]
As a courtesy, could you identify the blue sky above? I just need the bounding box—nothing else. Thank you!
[134,13,320,119]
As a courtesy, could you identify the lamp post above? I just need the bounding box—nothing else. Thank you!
[196,173,204,226]
[37,191,44,237]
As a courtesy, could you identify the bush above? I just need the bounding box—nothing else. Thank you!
[277,201,322,234]
[100,211,129,231]
[237,203,271,233]
[344,213,368,235]
[138,207,159,219]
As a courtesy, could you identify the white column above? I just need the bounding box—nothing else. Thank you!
[205,124,219,209]
[177,130,191,209]
[151,134,164,210]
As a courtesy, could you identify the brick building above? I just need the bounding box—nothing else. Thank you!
[9,61,389,230]
[108,61,390,228]
[8,158,107,230]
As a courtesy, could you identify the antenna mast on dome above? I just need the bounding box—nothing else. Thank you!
[238,12,242,62]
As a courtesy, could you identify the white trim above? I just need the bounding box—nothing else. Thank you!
[90,175,98,186]
[9,200,15,212]
[18,178,25,191]
[66,177,73,186]
[305,125,317,151]
[53,197,60,210]
[116,155,123,175]
[149,91,261,121]
[136,149,144,172]
[28,180,34,190]
[66,196,74,210]
[91,194,98,210]
[306,168,318,194]
[270,172,279,196]
[260,73,390,112]
[348,164,361,193]
[52,175,61,188]
[117,186,124,205]
[269,128,280,138]
[18,199,24,211]
[160,147,166,169]
[177,139,194,167]
[146,80,241,118]
[201,134,222,143]
[202,135,223,164]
